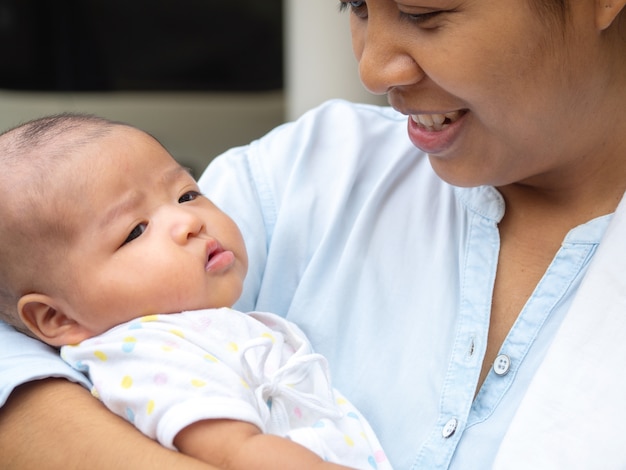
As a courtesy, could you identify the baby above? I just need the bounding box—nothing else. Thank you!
[0,114,390,470]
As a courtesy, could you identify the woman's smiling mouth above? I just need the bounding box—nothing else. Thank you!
[406,109,468,155]
[410,110,466,132]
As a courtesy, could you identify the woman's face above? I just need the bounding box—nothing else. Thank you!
[345,0,619,189]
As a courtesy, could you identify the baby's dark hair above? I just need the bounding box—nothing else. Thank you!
[0,112,123,156]
[0,113,127,332]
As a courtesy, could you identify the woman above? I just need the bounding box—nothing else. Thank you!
[2,0,625,468]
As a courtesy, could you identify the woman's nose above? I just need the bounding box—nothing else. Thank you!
[354,15,424,95]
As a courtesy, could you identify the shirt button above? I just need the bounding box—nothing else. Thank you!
[442,418,458,438]
[494,354,511,376]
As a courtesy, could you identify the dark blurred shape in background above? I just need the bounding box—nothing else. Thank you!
[0,0,283,92]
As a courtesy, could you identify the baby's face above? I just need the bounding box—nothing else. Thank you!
[54,127,248,335]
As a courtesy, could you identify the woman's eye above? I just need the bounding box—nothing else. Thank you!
[402,10,443,24]
[178,191,201,204]
[122,223,147,246]
[339,1,367,18]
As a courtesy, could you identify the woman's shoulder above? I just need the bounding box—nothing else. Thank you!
[249,99,425,191]
[260,99,408,151]
[302,98,406,123]
[202,99,413,185]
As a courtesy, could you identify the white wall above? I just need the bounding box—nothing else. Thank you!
[284,0,386,121]
[0,90,284,176]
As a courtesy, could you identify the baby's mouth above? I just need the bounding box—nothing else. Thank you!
[411,110,465,131]
[205,240,223,268]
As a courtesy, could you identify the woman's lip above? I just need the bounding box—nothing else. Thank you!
[406,111,467,155]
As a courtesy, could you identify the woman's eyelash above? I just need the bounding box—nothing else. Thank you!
[338,1,364,13]
[401,11,442,23]
[339,2,443,25]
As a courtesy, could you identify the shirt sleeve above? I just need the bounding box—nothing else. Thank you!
[197,99,399,315]
[0,320,91,407]
[198,142,270,314]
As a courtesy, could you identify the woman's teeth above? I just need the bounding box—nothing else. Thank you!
[411,111,463,131]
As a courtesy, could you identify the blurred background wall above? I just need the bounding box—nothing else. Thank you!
[285,0,385,121]
[0,0,383,175]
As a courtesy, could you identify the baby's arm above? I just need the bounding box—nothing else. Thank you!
[175,418,355,470]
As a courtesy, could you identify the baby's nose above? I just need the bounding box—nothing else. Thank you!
[166,206,205,243]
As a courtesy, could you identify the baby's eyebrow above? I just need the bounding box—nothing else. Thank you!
[98,166,193,231]
[99,190,144,231]
[159,165,195,186]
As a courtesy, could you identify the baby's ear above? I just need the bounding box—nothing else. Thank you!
[18,294,91,347]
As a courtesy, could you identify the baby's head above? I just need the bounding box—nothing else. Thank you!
[0,114,248,346]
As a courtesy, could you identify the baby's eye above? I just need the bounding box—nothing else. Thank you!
[122,223,147,246]
[178,191,201,204]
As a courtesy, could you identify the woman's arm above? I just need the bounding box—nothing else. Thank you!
[0,379,219,470]
[175,418,354,470]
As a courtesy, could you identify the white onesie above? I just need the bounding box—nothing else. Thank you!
[61,308,390,469]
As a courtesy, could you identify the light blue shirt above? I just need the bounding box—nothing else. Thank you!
[0,100,610,469]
